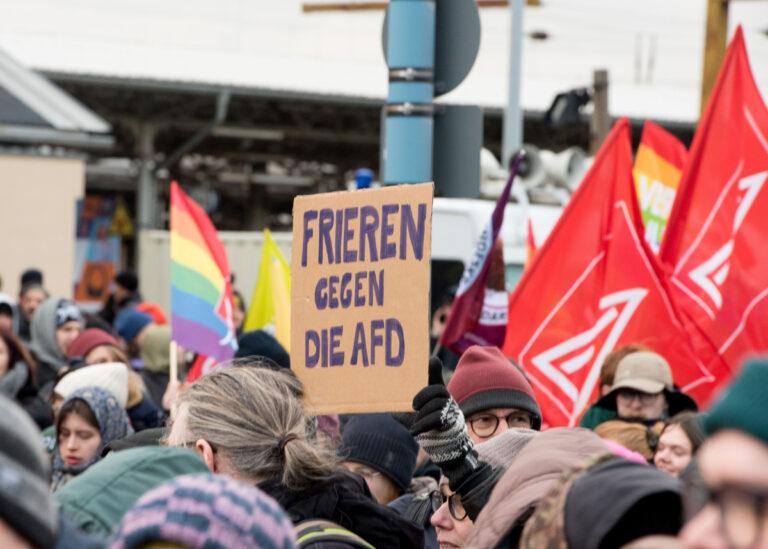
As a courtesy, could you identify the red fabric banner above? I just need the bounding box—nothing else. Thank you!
[660,27,768,399]
[502,119,720,426]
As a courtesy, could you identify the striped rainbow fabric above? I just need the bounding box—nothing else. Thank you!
[170,181,237,361]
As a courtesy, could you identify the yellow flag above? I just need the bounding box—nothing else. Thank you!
[244,229,291,349]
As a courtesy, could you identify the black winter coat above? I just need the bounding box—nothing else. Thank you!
[259,472,424,548]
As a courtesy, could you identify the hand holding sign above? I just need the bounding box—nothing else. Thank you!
[291,183,433,414]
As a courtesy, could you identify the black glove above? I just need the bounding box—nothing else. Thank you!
[411,358,484,492]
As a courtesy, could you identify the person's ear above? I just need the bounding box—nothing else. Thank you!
[194,439,217,472]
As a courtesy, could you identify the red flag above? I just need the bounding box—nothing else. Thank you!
[185,354,220,383]
[502,119,718,427]
[525,218,537,268]
[439,156,523,354]
[660,27,768,397]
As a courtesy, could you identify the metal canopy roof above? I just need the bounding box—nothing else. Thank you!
[0,48,113,148]
[0,0,766,125]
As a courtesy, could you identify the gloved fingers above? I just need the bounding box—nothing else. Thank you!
[412,384,449,410]
[416,397,447,419]
[428,357,445,386]
[410,409,446,436]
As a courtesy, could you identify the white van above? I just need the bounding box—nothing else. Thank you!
[430,197,562,302]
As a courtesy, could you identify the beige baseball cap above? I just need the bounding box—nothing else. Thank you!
[609,351,673,395]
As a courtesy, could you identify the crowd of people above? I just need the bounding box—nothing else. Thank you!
[0,266,766,549]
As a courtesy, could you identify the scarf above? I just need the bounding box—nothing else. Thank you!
[51,386,133,491]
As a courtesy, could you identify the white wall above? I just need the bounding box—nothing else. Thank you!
[0,154,84,299]
[138,229,293,316]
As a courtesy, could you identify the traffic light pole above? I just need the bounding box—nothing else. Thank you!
[383,0,435,184]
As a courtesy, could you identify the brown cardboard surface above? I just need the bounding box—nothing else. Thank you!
[291,183,433,414]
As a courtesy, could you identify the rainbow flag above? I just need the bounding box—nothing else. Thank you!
[170,181,237,361]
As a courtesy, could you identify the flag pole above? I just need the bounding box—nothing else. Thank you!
[169,340,178,382]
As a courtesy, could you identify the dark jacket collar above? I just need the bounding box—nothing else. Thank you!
[259,472,424,548]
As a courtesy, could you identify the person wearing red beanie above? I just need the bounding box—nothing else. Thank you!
[447,345,541,442]
[66,328,121,363]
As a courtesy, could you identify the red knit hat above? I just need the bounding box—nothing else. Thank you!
[66,328,119,360]
[447,345,542,430]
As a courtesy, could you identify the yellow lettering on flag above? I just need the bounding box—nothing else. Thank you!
[244,229,292,349]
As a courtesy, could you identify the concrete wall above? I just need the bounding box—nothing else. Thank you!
[0,155,84,299]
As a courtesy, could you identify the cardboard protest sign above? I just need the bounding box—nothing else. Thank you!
[291,183,433,414]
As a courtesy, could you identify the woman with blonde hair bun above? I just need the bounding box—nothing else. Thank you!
[164,364,423,548]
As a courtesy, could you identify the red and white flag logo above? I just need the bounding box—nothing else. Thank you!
[529,286,648,421]
[661,27,768,396]
[503,120,718,426]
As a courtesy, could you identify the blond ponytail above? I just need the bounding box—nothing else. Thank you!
[177,365,337,489]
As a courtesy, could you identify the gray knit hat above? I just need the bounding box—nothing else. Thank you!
[0,393,58,548]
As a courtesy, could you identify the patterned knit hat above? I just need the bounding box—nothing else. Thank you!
[704,359,768,444]
[55,299,83,328]
[447,346,542,430]
[340,413,418,492]
[110,473,297,549]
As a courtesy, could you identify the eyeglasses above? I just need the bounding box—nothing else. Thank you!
[616,388,660,406]
[685,481,768,548]
[468,411,532,439]
[430,489,468,521]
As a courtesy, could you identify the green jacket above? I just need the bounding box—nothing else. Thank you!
[578,405,617,430]
[55,446,208,536]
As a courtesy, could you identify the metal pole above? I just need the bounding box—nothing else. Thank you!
[700,0,729,116]
[502,0,524,168]
[383,0,435,184]
[589,69,609,154]
[136,123,157,230]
